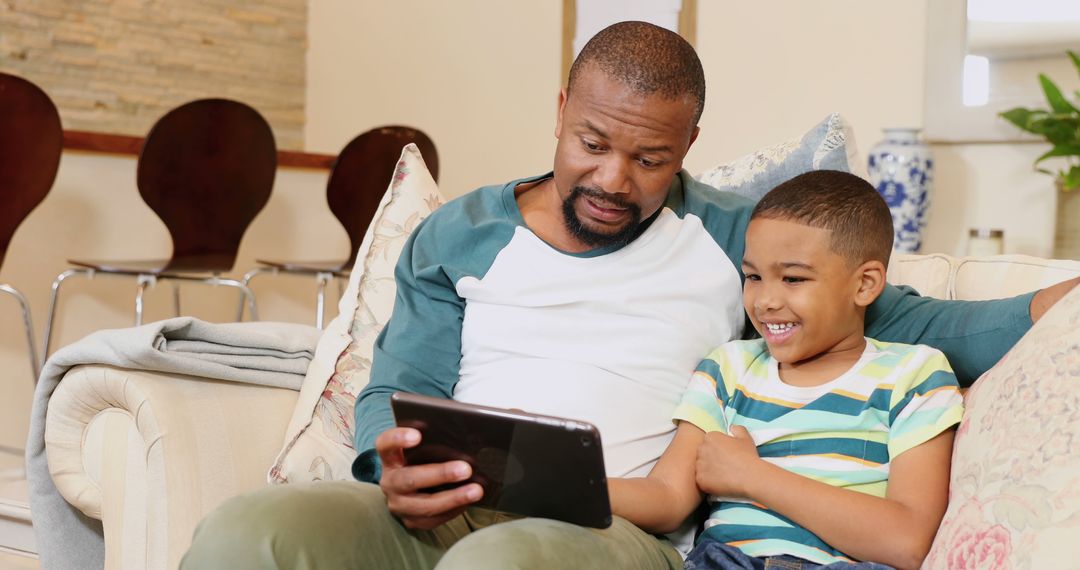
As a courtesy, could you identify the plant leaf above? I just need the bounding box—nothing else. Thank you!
[1000,107,1037,132]
[1026,116,1077,145]
[1070,50,1080,78]
[1064,165,1080,192]
[1040,74,1079,115]
[1034,144,1080,166]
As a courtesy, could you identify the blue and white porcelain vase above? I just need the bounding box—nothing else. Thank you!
[867,128,933,253]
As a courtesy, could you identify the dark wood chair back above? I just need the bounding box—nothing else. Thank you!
[327,126,439,268]
[137,99,276,272]
[0,73,63,269]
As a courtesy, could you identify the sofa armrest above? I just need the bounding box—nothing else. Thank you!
[44,364,299,569]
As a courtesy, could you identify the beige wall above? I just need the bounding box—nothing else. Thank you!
[305,0,1061,258]
[687,1,928,176]
[305,0,563,198]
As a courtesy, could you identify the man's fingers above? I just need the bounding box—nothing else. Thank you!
[388,483,484,523]
[398,505,471,531]
[383,461,473,495]
[374,427,421,468]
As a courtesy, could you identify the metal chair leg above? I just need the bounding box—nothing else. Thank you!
[0,284,40,382]
[314,272,332,330]
[42,268,93,366]
[205,276,259,322]
[134,274,157,326]
[172,281,182,317]
[236,267,272,322]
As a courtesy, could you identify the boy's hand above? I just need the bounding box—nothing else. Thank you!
[695,426,763,498]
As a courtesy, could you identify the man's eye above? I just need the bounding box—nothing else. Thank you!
[638,157,659,168]
[583,140,602,151]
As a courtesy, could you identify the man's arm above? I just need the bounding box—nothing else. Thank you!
[609,421,705,534]
[696,427,954,570]
[347,220,491,530]
[866,284,1028,386]
[867,279,1080,386]
[351,226,467,483]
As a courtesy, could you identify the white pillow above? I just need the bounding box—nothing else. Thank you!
[269,143,444,483]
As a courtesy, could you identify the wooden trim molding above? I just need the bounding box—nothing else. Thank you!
[62,129,336,170]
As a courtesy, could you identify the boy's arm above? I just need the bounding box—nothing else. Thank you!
[609,421,705,534]
[698,427,954,570]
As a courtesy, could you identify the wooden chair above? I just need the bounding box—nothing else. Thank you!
[0,72,63,382]
[42,99,276,361]
[238,126,438,328]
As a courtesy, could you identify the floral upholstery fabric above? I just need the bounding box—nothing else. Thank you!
[923,284,1080,569]
[269,144,444,483]
[695,113,864,201]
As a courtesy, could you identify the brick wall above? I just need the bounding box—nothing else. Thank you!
[0,0,307,150]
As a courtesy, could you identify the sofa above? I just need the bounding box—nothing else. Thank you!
[39,250,1080,569]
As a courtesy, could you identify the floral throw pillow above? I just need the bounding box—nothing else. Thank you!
[269,144,444,483]
[923,284,1080,569]
[696,113,864,201]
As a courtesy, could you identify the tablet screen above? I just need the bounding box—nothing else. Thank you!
[391,392,612,529]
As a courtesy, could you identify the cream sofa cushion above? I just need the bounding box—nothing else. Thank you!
[270,144,444,484]
[952,254,1080,300]
[924,284,1080,568]
[887,253,952,299]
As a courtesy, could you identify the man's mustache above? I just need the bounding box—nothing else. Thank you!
[571,186,635,210]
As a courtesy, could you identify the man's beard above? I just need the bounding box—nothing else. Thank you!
[561,185,643,249]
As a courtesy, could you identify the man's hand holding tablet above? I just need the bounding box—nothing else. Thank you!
[388,392,612,529]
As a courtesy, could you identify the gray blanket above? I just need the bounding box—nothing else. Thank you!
[25,317,320,570]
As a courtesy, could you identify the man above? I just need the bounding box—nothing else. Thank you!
[184,22,1078,570]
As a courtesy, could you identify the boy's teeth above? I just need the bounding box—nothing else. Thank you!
[765,322,795,332]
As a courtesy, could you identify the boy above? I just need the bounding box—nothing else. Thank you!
[610,170,963,570]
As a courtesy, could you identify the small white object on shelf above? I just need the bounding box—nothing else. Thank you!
[968,228,1004,256]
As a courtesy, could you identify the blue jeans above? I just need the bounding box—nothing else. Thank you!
[684,540,895,570]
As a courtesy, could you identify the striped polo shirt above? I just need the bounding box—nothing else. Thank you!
[673,338,963,565]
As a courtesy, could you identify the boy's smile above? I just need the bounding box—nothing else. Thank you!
[741,217,871,379]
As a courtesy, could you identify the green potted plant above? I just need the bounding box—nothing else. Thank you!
[1000,50,1080,192]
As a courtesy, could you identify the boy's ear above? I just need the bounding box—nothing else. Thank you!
[853,260,887,307]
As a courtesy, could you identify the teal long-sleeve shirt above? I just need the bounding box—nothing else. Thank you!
[352,171,1033,483]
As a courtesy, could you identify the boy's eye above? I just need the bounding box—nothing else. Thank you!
[745,273,761,281]
[782,276,806,284]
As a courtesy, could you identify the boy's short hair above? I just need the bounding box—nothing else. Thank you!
[751,170,894,266]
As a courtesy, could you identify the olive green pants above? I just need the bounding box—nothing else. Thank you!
[181,481,682,569]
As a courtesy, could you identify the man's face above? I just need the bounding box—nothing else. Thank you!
[741,217,866,367]
[552,66,699,249]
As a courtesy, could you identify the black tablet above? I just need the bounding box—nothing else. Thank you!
[390,391,612,529]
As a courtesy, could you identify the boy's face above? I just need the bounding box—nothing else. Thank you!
[741,217,869,367]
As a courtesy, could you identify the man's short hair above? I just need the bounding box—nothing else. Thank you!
[751,170,894,266]
[567,21,705,125]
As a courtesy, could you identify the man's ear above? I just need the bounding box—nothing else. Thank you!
[854,260,887,307]
[688,125,700,150]
[555,87,568,139]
